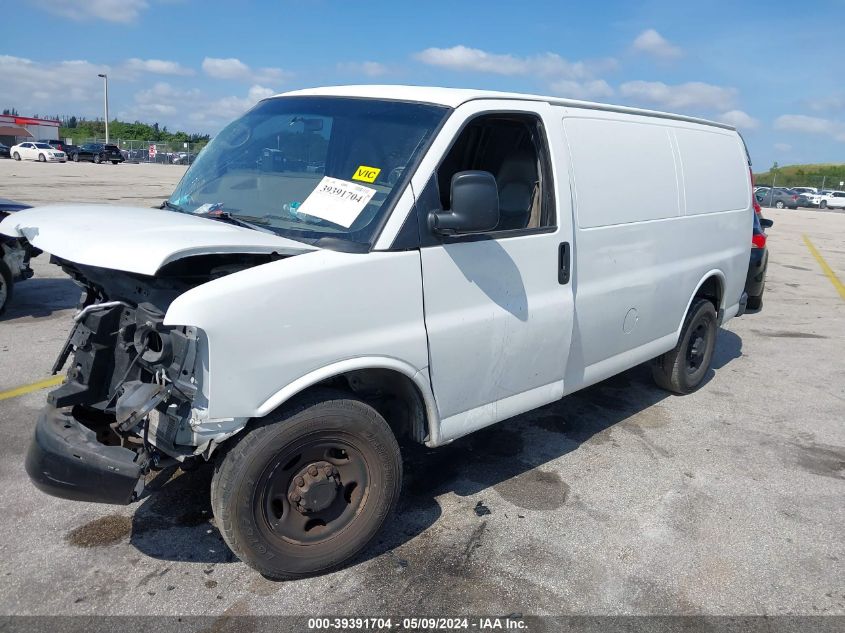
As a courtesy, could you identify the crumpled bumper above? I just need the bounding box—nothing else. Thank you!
[25,406,147,505]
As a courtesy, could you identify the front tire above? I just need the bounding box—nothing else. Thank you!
[111,160,119,165]
[13,152,20,161]
[652,298,718,394]
[38,153,45,162]
[0,260,13,315]
[820,200,828,209]
[94,154,101,164]
[211,389,402,579]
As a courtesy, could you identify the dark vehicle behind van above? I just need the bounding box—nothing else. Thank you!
[72,143,124,164]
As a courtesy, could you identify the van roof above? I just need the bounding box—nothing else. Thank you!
[277,85,735,131]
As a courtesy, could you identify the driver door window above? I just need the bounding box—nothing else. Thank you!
[435,113,555,234]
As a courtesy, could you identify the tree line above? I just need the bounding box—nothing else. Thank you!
[3,107,209,145]
[59,117,210,145]
[754,162,845,189]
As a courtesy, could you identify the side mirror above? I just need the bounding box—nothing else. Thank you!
[428,170,499,235]
[760,218,774,229]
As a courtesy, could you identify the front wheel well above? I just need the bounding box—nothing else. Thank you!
[281,368,429,446]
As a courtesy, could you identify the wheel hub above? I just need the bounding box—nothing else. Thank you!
[288,461,339,513]
[687,327,707,372]
[690,335,705,358]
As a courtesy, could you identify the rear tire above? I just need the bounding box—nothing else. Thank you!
[0,260,13,315]
[652,298,718,394]
[94,154,101,164]
[210,389,402,579]
[72,153,79,162]
[775,201,785,209]
[111,160,119,165]
[746,294,763,311]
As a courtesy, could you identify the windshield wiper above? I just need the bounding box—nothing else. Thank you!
[195,211,273,233]
[160,200,184,212]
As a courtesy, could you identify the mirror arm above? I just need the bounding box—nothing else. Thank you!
[428,209,457,235]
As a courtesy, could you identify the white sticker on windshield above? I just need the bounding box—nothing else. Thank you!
[296,177,376,228]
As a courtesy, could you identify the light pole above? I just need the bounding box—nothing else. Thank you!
[97,73,109,143]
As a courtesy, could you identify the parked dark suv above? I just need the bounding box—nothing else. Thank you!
[41,140,80,160]
[38,139,66,152]
[72,143,124,164]
[745,212,773,311]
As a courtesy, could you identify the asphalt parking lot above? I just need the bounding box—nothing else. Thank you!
[0,160,842,621]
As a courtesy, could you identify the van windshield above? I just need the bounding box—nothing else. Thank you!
[168,96,449,250]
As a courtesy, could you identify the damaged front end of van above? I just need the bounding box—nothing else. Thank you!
[0,204,314,505]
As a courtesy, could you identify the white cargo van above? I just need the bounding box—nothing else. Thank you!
[0,86,752,578]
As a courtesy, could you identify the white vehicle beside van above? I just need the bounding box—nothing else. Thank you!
[0,86,753,579]
[9,141,66,162]
[818,190,845,209]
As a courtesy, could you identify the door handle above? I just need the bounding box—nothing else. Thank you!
[558,242,570,285]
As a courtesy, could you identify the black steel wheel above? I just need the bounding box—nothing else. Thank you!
[652,298,718,394]
[211,389,402,579]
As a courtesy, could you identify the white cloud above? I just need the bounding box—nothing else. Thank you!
[123,82,275,132]
[247,85,276,102]
[619,80,736,111]
[807,95,845,112]
[774,114,845,142]
[632,29,682,59]
[718,110,759,130]
[202,57,291,85]
[414,45,613,80]
[0,55,108,116]
[202,57,250,80]
[337,61,389,77]
[549,79,614,100]
[129,81,200,118]
[775,114,834,134]
[31,0,149,23]
[125,58,194,76]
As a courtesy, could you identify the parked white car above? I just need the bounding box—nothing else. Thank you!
[1,85,753,579]
[819,190,845,209]
[10,141,66,163]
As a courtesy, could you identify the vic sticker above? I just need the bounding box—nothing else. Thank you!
[296,177,377,228]
[352,165,381,183]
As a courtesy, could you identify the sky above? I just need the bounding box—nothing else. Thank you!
[2,0,844,169]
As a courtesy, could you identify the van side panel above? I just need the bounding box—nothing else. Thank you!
[564,117,681,228]
[673,126,751,324]
[675,127,749,216]
[163,249,430,420]
[561,108,750,393]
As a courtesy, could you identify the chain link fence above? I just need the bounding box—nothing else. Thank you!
[74,138,207,164]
